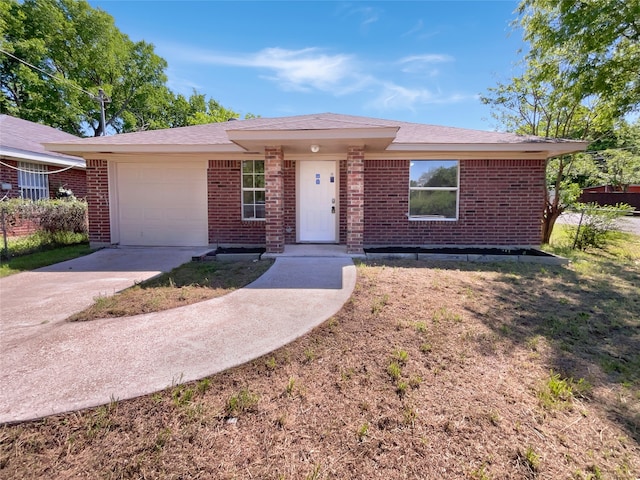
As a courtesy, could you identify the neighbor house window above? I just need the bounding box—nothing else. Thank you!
[18,162,49,201]
[409,160,459,220]
[242,160,265,220]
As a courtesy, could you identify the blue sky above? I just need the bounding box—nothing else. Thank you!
[90,0,526,131]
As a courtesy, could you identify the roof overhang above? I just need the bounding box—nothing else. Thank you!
[43,143,246,157]
[226,127,399,154]
[387,141,590,158]
[0,146,85,169]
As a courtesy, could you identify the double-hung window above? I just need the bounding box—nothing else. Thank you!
[409,160,459,220]
[18,162,49,201]
[242,160,265,220]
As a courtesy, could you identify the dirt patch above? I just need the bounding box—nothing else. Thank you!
[1,257,638,479]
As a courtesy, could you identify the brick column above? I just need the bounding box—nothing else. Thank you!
[265,147,284,253]
[346,146,364,253]
[85,158,111,247]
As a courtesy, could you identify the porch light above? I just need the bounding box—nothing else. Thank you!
[310,144,320,153]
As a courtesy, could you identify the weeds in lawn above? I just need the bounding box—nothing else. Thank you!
[470,464,491,480]
[304,348,316,363]
[403,405,418,426]
[356,422,369,442]
[392,348,408,365]
[517,445,541,475]
[371,294,389,315]
[420,342,433,353]
[432,306,461,323]
[285,377,296,397]
[396,381,408,397]
[305,463,323,480]
[265,356,277,371]
[387,361,401,380]
[171,386,194,407]
[226,388,259,416]
[537,371,591,411]
[197,379,211,394]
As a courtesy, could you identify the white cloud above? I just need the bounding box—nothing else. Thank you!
[161,43,473,113]
[398,54,454,75]
[165,68,202,96]
[335,4,381,29]
[403,20,424,37]
[367,82,472,111]
[170,46,362,93]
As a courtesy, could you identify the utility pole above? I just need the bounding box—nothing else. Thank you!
[95,88,111,136]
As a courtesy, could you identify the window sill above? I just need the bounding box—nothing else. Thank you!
[408,217,458,222]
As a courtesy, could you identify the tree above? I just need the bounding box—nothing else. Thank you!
[482,0,639,243]
[0,0,171,136]
[481,74,609,243]
[518,0,640,119]
[0,0,247,136]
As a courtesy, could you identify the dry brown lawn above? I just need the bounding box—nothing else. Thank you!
[68,259,274,322]
[1,235,639,479]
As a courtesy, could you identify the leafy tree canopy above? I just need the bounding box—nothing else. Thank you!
[518,0,640,119]
[0,0,247,136]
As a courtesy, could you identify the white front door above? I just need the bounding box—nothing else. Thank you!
[298,161,337,242]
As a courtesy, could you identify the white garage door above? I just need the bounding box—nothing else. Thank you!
[116,162,208,246]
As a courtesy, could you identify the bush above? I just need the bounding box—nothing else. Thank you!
[1,198,88,235]
[569,202,634,250]
[37,200,87,234]
[1,199,88,259]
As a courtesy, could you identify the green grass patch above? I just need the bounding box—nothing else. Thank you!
[0,242,92,277]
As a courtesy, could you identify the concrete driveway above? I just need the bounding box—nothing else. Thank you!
[0,248,356,423]
[1,247,205,346]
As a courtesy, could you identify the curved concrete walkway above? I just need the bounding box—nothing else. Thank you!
[0,250,356,423]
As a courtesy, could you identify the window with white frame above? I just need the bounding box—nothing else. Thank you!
[409,160,459,219]
[242,160,265,220]
[18,162,49,201]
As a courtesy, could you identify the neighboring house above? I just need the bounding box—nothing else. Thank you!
[0,114,86,200]
[581,185,640,194]
[45,113,587,253]
[579,184,640,212]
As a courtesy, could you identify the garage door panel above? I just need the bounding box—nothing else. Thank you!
[116,162,208,246]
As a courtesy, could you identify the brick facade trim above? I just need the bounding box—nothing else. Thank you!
[85,159,111,245]
[346,147,365,253]
[265,147,285,253]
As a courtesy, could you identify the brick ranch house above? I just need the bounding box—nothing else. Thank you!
[44,113,587,254]
[1,114,86,200]
[1,115,87,236]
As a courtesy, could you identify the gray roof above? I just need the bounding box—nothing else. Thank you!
[0,115,85,167]
[43,113,587,157]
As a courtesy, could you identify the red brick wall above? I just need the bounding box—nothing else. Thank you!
[265,148,284,253]
[0,159,19,198]
[283,159,296,244]
[85,159,111,244]
[339,159,347,244]
[364,158,546,246]
[346,147,365,253]
[49,167,87,199]
[0,159,86,199]
[207,160,265,245]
